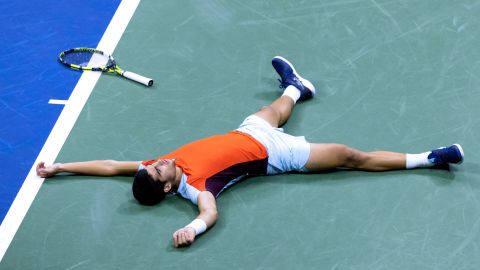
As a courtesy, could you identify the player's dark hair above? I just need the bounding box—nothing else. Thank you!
[132,169,166,206]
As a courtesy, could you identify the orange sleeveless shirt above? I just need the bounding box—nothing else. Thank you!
[142,131,268,197]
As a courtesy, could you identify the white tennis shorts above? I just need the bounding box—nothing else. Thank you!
[236,115,311,174]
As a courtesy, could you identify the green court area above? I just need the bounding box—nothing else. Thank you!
[3,0,480,269]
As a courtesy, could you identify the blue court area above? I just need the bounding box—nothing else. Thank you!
[0,0,121,223]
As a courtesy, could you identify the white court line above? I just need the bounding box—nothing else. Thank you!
[0,0,141,262]
[48,99,68,105]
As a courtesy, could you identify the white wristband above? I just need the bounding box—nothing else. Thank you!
[185,219,207,236]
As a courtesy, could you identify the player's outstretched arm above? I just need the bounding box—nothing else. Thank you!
[36,160,141,178]
[172,191,218,248]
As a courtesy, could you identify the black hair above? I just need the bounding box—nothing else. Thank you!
[132,169,166,206]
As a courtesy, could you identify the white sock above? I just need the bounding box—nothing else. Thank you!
[282,85,301,103]
[406,152,433,169]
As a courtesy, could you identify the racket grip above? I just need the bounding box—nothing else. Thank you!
[122,71,154,86]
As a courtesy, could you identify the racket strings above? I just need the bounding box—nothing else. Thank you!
[63,51,111,69]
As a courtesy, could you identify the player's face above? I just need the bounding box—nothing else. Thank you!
[146,159,177,184]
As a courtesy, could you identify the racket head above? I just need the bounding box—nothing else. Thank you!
[59,48,115,71]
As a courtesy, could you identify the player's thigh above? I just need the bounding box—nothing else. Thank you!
[304,143,353,171]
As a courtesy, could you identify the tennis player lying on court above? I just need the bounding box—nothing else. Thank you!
[36,56,465,248]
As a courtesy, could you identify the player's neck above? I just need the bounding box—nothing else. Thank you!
[172,166,183,190]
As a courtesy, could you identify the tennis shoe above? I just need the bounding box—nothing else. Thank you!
[272,56,315,101]
[428,144,464,165]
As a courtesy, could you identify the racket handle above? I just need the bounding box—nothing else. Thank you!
[122,71,154,86]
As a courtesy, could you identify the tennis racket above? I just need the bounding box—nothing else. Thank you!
[59,48,154,86]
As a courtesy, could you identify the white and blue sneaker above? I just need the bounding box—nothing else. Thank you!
[428,144,464,166]
[272,56,316,101]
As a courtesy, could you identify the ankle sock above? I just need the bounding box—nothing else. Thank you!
[282,85,301,103]
[406,152,433,169]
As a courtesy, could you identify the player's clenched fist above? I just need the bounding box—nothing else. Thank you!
[36,162,60,178]
[172,227,196,247]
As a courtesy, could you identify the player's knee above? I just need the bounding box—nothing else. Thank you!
[338,145,368,168]
[261,105,277,114]
[260,105,281,119]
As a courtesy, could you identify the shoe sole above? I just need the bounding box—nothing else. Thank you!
[273,56,316,95]
[453,143,465,164]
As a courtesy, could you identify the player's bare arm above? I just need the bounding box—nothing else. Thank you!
[36,160,141,178]
[172,191,218,248]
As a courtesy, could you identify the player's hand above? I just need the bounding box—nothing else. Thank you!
[36,162,60,178]
[172,227,196,248]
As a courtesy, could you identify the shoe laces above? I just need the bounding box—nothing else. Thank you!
[277,79,288,89]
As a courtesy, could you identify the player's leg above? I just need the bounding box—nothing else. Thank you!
[304,144,405,171]
[254,96,295,128]
[304,143,464,172]
[253,56,316,128]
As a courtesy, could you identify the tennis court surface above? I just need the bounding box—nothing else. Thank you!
[1,1,480,269]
